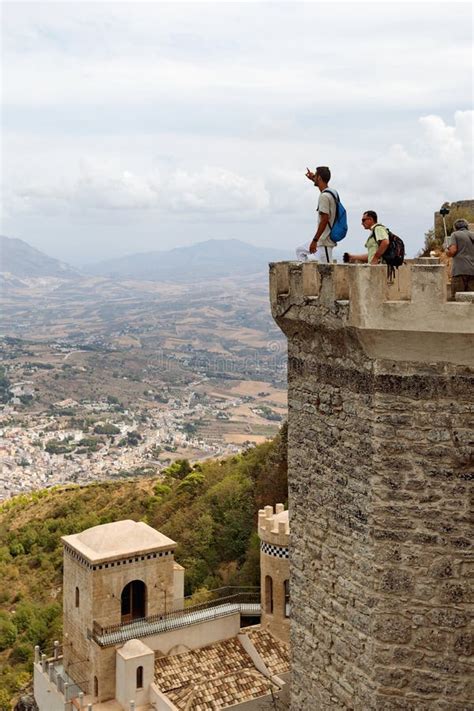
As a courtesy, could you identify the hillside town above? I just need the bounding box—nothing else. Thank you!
[0,385,284,500]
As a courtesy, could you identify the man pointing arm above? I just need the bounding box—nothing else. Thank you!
[296,166,337,263]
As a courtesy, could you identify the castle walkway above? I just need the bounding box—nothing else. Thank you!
[92,587,261,647]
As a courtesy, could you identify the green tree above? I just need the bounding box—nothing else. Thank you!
[163,459,192,480]
[0,688,12,711]
[0,612,17,650]
[94,423,120,435]
[0,367,12,404]
[176,471,205,495]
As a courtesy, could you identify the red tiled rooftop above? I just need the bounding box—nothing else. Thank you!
[154,637,280,710]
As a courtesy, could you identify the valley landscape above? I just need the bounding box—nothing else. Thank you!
[0,236,288,500]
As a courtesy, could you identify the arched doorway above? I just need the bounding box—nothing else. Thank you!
[121,580,147,623]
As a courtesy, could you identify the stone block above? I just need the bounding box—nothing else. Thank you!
[409,671,446,696]
[413,627,449,652]
[373,615,412,644]
[453,631,474,657]
[439,582,467,604]
[379,569,415,595]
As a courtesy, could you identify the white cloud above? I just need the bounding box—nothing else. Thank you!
[1,3,472,261]
[353,111,474,210]
[5,111,471,221]
[3,4,472,114]
[74,160,160,210]
[3,161,271,217]
[167,167,270,213]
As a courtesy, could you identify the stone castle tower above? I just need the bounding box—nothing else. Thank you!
[62,520,180,702]
[258,503,290,644]
[270,261,473,710]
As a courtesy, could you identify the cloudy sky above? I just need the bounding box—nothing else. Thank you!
[2,1,473,265]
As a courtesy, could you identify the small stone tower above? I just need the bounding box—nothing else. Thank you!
[62,519,177,702]
[270,261,473,710]
[258,503,290,644]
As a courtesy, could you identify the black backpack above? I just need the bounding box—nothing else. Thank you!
[382,229,405,269]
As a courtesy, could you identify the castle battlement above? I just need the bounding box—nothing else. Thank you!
[258,504,289,546]
[270,261,473,366]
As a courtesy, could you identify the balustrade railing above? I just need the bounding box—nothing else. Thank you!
[92,586,260,646]
[35,643,89,700]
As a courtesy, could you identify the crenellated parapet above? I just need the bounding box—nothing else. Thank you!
[259,504,290,644]
[270,261,473,366]
[258,504,290,548]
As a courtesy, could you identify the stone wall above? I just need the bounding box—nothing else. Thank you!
[63,549,93,693]
[270,262,473,710]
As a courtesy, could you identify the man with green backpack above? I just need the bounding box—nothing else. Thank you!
[343,210,405,280]
[343,211,390,264]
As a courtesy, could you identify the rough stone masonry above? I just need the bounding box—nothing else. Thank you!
[270,261,473,711]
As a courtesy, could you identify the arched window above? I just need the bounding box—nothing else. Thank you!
[265,575,273,614]
[121,580,147,623]
[284,579,290,618]
[75,587,80,608]
[94,676,99,697]
[136,665,144,689]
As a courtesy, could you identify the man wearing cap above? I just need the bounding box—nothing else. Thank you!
[446,218,474,298]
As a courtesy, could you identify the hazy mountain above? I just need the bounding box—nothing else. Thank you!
[1,236,292,284]
[85,239,292,281]
[0,236,79,278]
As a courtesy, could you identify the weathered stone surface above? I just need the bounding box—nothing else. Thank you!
[453,632,474,657]
[373,615,413,644]
[270,262,474,710]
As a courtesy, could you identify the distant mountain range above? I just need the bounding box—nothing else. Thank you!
[0,235,79,279]
[85,239,291,281]
[1,236,291,282]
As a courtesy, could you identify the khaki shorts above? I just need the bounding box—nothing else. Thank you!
[451,274,474,298]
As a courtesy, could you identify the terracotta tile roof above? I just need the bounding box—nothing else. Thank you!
[154,637,279,710]
[245,627,290,677]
